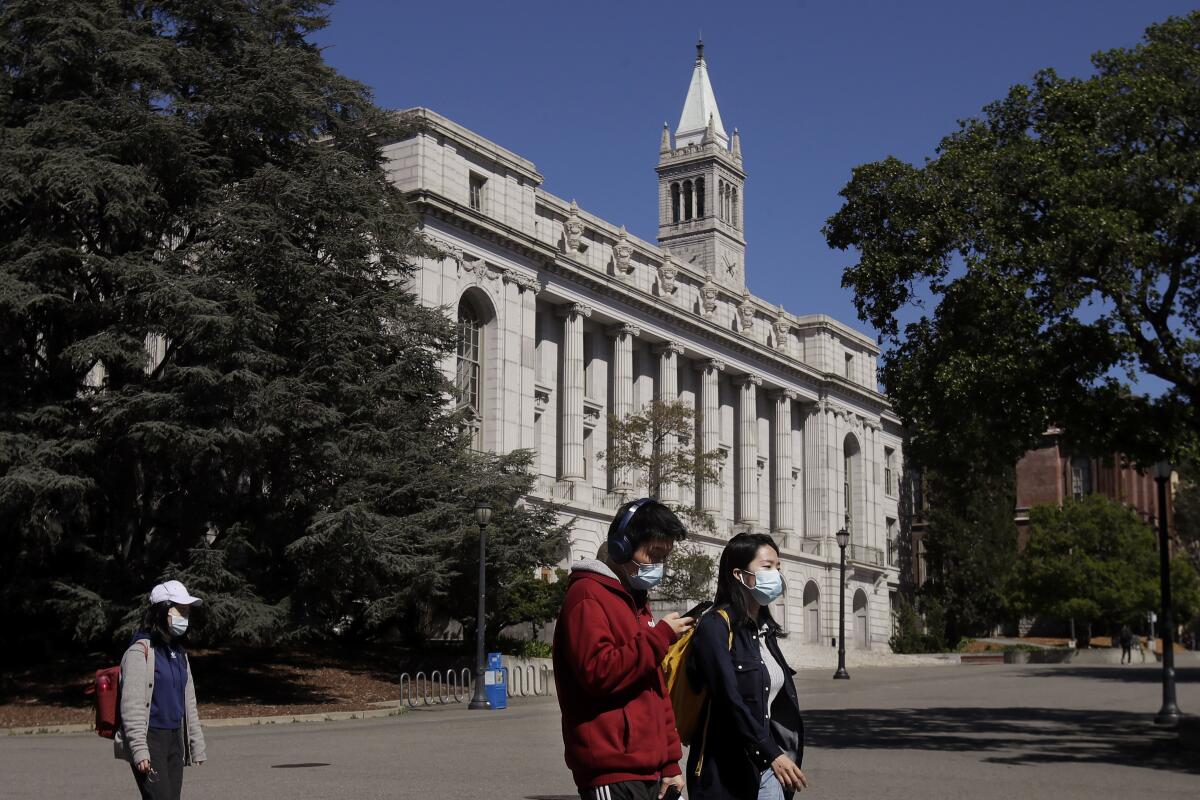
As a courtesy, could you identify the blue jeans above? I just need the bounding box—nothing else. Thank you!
[759,768,785,800]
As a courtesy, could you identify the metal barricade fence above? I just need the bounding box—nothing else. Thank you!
[506,662,553,697]
[393,662,553,707]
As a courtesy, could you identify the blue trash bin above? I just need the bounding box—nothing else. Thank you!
[484,652,507,709]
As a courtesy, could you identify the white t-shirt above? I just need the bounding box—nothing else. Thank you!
[758,625,786,718]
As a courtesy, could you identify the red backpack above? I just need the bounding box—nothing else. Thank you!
[87,642,148,739]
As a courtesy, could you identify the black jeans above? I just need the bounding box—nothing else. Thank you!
[579,781,659,800]
[131,727,184,800]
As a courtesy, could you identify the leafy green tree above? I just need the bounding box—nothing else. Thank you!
[823,12,1200,472]
[1174,471,1200,575]
[920,468,1018,645]
[601,399,724,602]
[1009,496,1161,640]
[0,0,566,654]
[890,594,947,654]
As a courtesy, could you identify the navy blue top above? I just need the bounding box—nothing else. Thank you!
[134,633,188,730]
[684,609,804,800]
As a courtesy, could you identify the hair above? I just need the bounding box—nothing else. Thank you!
[141,600,188,647]
[607,499,688,558]
[714,532,782,630]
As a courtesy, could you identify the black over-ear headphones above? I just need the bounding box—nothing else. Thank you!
[608,497,655,564]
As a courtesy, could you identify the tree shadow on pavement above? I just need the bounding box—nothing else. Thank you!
[804,706,1197,775]
[1020,665,1200,684]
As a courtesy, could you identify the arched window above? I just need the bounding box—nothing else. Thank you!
[671,182,681,224]
[731,187,740,229]
[853,589,869,649]
[696,177,705,218]
[682,179,694,221]
[457,297,483,450]
[803,581,821,644]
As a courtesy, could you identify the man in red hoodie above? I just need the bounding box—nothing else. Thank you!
[553,498,695,800]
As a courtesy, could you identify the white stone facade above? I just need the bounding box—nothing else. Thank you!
[385,47,906,656]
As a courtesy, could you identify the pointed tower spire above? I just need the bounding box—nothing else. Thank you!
[731,127,741,159]
[675,41,727,148]
[660,122,671,153]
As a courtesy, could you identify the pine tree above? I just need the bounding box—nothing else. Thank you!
[0,0,566,653]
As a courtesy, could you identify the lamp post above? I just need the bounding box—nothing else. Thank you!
[834,528,850,680]
[468,500,494,710]
[1153,462,1180,726]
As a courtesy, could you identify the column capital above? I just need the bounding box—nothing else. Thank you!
[735,373,763,388]
[695,358,726,373]
[607,322,641,338]
[654,341,686,357]
[770,388,799,403]
[557,302,593,320]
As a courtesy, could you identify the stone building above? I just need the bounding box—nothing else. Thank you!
[385,44,905,655]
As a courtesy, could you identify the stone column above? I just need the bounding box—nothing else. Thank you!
[654,342,685,502]
[558,303,591,481]
[695,359,724,514]
[518,277,540,453]
[803,401,826,539]
[771,389,796,539]
[608,323,639,491]
[736,374,762,525]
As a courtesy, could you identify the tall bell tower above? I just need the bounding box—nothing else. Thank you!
[657,41,746,293]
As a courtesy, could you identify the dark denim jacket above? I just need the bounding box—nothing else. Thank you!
[684,607,804,800]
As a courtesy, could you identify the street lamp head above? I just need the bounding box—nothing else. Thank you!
[835,528,850,549]
[1154,461,1172,481]
[474,500,494,527]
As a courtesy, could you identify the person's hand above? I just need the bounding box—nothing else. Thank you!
[771,754,808,792]
[659,773,685,798]
[662,613,694,637]
[136,760,151,774]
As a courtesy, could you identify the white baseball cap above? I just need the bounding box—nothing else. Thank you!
[149,580,202,606]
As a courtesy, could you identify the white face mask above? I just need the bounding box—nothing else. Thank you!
[168,614,189,637]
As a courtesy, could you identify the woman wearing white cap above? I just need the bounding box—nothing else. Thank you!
[115,579,207,800]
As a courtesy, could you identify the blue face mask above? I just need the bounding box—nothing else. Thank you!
[628,561,664,591]
[743,569,784,605]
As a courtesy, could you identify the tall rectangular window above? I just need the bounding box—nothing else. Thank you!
[469,172,487,212]
[1071,457,1091,501]
[845,352,854,379]
[884,447,896,495]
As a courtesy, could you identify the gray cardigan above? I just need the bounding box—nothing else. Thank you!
[114,639,207,766]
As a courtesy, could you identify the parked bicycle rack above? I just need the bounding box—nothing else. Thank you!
[393,662,552,706]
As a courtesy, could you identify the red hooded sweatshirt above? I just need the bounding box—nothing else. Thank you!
[553,559,683,789]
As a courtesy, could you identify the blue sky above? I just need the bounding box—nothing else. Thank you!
[314,0,1194,344]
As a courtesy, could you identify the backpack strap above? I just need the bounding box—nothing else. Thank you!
[693,609,733,778]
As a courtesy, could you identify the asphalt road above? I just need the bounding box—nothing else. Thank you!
[2,663,1197,799]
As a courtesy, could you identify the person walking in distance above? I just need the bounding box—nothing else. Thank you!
[553,499,695,800]
[687,533,806,800]
[1119,625,1134,665]
[116,580,206,799]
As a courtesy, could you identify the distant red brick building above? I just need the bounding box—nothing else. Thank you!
[1014,428,1172,546]
[906,428,1176,590]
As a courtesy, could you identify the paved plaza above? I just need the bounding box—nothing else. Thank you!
[2,663,1197,799]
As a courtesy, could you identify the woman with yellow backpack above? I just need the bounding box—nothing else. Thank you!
[683,533,806,799]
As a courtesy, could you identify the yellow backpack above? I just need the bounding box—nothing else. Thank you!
[661,609,731,746]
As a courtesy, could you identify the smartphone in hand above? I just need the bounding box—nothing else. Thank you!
[661,785,682,800]
[683,600,713,620]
